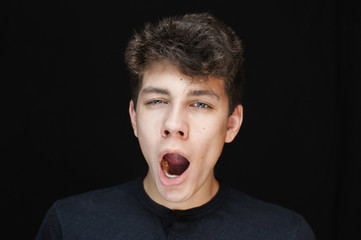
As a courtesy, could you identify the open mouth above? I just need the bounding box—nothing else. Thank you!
[161,153,190,178]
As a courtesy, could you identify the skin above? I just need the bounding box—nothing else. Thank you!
[129,62,243,210]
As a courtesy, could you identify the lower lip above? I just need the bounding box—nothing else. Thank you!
[159,162,189,187]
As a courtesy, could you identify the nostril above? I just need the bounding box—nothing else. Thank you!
[163,130,185,137]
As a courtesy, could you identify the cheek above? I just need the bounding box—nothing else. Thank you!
[196,124,227,158]
[196,116,228,139]
[136,114,162,149]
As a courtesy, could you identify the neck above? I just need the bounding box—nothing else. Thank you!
[143,172,219,210]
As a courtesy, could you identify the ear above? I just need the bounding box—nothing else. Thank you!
[129,100,138,137]
[225,104,243,143]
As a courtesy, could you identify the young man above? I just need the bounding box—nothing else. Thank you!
[36,12,316,239]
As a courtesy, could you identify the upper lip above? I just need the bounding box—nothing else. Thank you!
[159,149,190,164]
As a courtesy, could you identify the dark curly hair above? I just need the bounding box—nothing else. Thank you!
[124,12,244,114]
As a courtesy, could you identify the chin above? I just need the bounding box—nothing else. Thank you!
[157,184,193,207]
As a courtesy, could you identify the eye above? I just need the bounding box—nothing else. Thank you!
[146,99,166,105]
[193,102,212,109]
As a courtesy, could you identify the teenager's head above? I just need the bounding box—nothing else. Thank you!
[125,12,244,210]
[125,12,244,115]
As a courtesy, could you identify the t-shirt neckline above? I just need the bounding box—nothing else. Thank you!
[135,177,225,221]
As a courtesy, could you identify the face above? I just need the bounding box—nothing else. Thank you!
[129,63,243,210]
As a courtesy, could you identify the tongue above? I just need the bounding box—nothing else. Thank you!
[163,153,190,176]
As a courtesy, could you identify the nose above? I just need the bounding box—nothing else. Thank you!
[161,105,188,139]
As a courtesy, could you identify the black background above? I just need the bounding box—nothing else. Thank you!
[2,0,360,239]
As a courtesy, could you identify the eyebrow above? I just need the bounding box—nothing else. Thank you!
[187,89,220,100]
[140,87,169,96]
[140,87,220,100]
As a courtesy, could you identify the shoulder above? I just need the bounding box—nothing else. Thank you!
[36,178,152,239]
[57,178,139,203]
[52,178,143,220]
[223,186,298,218]
[217,185,316,239]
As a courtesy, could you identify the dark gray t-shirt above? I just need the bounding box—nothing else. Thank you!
[35,177,316,239]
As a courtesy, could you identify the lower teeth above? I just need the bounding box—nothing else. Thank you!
[164,170,178,178]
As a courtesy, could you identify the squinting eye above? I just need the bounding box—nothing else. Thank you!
[147,99,165,105]
[194,102,211,109]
